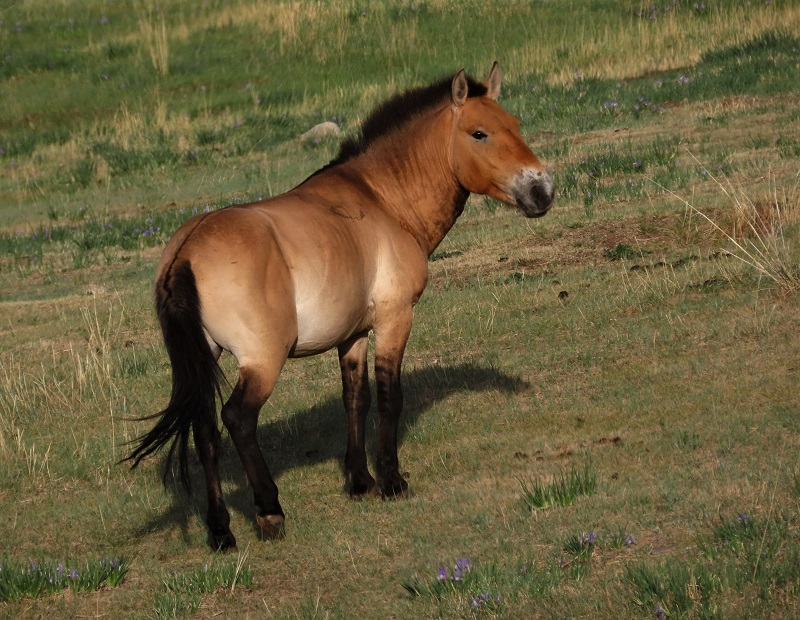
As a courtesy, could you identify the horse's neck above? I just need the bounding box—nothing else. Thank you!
[348,114,467,255]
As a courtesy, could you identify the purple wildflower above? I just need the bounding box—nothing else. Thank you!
[469,592,501,608]
[655,602,666,620]
[738,513,749,525]
[69,568,78,579]
[101,16,108,24]
[626,535,637,546]
[453,558,472,582]
[678,75,690,85]
[437,566,448,581]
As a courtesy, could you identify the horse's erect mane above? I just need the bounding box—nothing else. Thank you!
[313,72,488,175]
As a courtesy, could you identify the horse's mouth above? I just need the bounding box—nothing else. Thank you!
[515,200,552,218]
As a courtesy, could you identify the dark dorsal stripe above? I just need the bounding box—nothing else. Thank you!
[311,73,488,176]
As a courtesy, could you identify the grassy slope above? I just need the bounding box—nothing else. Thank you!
[1,1,799,618]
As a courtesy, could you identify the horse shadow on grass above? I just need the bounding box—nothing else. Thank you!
[132,362,530,544]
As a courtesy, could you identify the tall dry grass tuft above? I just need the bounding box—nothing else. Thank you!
[138,2,170,76]
[663,160,800,296]
[0,301,128,463]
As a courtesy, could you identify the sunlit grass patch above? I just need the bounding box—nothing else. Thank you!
[153,553,252,619]
[0,556,128,602]
[403,557,559,615]
[518,462,597,511]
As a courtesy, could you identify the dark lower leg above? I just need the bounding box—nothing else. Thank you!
[375,357,408,497]
[192,418,236,551]
[221,371,285,539]
[339,336,376,497]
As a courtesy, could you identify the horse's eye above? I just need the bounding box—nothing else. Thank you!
[471,130,488,141]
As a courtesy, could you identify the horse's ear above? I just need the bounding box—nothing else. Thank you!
[451,69,468,108]
[484,61,502,100]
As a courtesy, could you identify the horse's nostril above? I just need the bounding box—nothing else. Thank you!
[531,180,554,209]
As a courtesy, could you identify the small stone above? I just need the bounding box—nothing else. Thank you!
[300,121,340,141]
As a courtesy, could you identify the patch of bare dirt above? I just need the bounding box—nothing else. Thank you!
[429,213,687,288]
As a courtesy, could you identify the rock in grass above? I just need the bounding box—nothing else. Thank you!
[300,121,340,141]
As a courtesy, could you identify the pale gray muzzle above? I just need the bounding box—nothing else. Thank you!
[511,168,555,218]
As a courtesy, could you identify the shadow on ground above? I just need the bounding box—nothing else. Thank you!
[133,362,529,544]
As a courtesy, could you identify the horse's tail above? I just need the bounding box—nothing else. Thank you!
[125,260,225,490]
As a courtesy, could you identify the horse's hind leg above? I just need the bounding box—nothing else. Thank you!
[193,414,236,551]
[338,334,377,497]
[221,364,286,540]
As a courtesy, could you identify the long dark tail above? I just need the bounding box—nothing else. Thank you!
[125,260,225,489]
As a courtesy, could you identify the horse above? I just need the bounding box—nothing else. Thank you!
[126,62,554,551]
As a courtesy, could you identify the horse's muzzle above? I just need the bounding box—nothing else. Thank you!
[511,169,555,218]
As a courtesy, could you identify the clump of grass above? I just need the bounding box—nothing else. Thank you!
[402,557,559,614]
[519,462,597,511]
[671,429,704,450]
[153,552,252,619]
[560,531,598,579]
[605,243,650,261]
[625,561,722,619]
[0,557,128,602]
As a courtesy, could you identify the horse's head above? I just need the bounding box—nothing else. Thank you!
[449,63,554,218]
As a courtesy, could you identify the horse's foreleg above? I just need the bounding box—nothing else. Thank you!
[374,311,412,498]
[193,417,236,551]
[338,334,376,497]
[221,366,285,540]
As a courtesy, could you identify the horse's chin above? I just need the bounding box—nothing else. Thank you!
[515,199,552,218]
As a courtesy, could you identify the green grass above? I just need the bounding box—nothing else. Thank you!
[153,555,253,619]
[1,0,800,618]
[519,462,598,511]
[0,557,128,602]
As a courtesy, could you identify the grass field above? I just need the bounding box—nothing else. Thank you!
[1,0,799,618]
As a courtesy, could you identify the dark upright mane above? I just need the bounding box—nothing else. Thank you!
[308,72,488,177]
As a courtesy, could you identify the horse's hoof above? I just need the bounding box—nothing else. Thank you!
[210,530,237,553]
[256,513,285,540]
[380,475,410,499]
[347,472,379,499]
[349,484,380,500]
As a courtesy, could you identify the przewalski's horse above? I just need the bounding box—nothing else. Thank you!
[127,63,554,551]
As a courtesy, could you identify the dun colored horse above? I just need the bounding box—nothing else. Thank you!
[127,63,554,551]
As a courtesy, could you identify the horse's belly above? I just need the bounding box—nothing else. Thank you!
[291,296,375,357]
